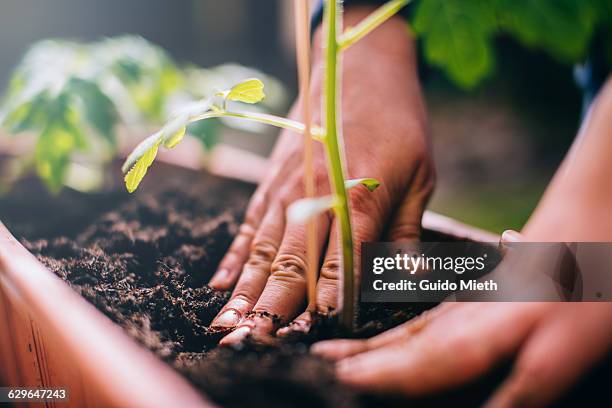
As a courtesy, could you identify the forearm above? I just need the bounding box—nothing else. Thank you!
[523,76,612,241]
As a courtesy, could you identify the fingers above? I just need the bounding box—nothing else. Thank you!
[219,214,331,344]
[210,204,285,328]
[311,303,456,360]
[277,186,385,336]
[209,190,268,290]
[486,303,612,408]
[334,303,551,395]
[275,220,341,337]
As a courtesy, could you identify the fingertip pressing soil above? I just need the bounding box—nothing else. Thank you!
[2,162,610,407]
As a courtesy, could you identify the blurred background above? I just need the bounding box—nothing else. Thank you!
[0,0,586,233]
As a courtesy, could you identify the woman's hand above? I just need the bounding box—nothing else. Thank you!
[312,302,612,407]
[207,6,434,344]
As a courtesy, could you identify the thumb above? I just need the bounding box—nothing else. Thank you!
[385,165,434,242]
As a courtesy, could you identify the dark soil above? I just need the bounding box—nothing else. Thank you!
[2,162,610,407]
[1,163,437,407]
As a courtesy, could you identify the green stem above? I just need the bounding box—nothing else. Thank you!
[338,0,411,50]
[190,109,325,140]
[324,0,355,331]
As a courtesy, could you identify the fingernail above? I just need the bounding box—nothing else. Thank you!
[276,326,291,337]
[209,269,230,288]
[212,309,242,328]
[310,342,331,355]
[219,326,251,346]
[501,230,522,243]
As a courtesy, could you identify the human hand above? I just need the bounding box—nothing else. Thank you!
[207,6,434,344]
[312,302,612,407]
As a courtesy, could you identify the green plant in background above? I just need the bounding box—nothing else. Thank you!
[0,36,181,192]
[412,0,612,88]
[0,36,286,193]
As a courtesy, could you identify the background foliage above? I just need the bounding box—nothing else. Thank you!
[412,0,612,88]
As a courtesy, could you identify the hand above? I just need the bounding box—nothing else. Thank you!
[312,302,612,407]
[207,6,434,344]
[310,76,612,406]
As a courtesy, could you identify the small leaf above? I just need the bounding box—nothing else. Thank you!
[124,139,161,193]
[162,114,188,148]
[287,195,339,224]
[345,178,381,192]
[226,78,265,104]
[121,131,163,173]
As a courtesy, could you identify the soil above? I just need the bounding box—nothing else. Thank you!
[2,162,610,407]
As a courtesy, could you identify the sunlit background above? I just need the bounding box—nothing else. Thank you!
[0,0,585,233]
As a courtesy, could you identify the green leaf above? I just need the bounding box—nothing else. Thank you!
[287,195,339,224]
[124,139,162,193]
[345,178,381,192]
[34,123,79,193]
[188,119,219,150]
[226,78,265,104]
[412,0,496,89]
[121,131,163,173]
[161,114,188,148]
[67,78,118,146]
[496,0,597,62]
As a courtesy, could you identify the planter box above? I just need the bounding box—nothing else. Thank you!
[0,158,497,408]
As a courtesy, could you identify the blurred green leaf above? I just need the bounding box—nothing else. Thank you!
[67,78,118,146]
[187,119,218,150]
[1,92,49,133]
[34,122,82,192]
[413,0,496,89]
[497,0,596,62]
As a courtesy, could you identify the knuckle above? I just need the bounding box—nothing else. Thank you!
[238,222,257,238]
[349,185,376,215]
[320,258,341,281]
[229,291,258,307]
[271,253,308,282]
[247,240,278,268]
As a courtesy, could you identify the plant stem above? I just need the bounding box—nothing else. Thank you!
[190,109,325,140]
[323,0,355,331]
[294,0,318,312]
[338,0,411,50]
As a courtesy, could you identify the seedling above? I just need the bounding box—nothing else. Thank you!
[0,36,284,193]
[123,0,410,331]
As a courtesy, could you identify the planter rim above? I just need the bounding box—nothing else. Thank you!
[0,221,214,408]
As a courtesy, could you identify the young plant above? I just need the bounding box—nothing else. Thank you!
[0,36,285,193]
[123,0,409,332]
[287,0,408,330]
[0,36,181,192]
